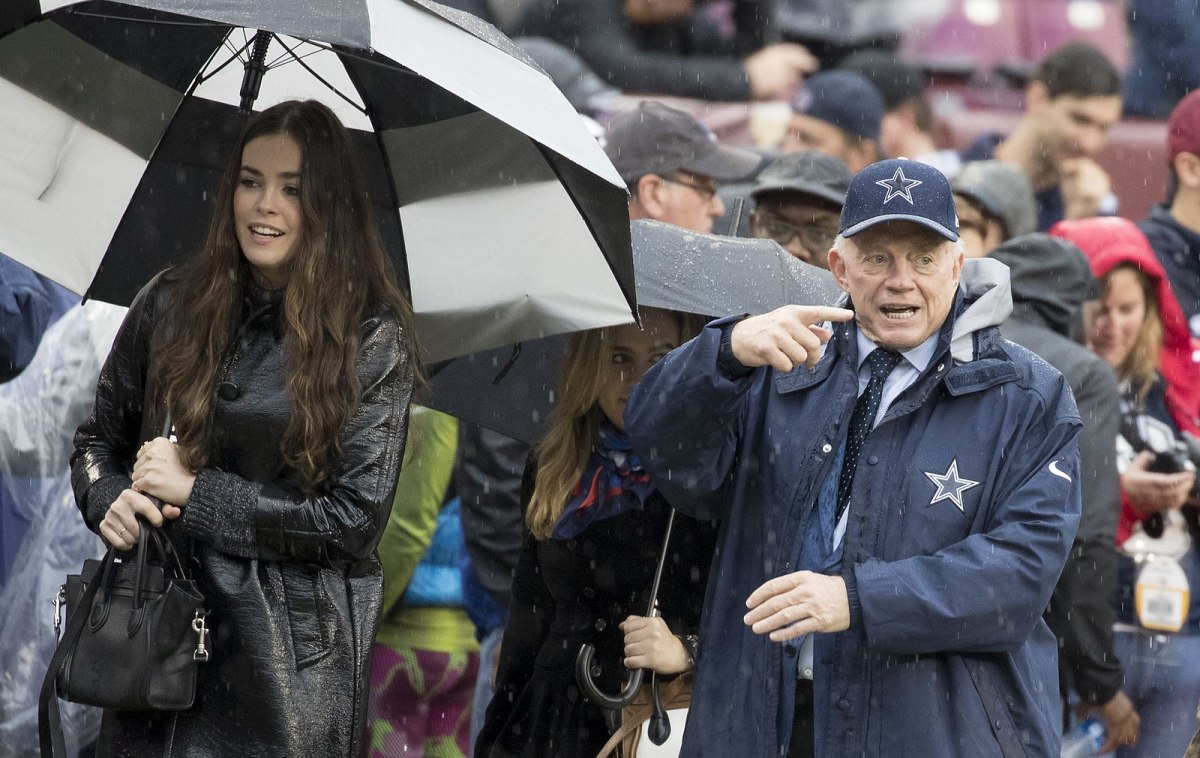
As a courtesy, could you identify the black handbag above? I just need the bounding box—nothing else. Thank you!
[38,519,209,757]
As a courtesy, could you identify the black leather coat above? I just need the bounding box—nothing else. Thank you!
[71,274,414,758]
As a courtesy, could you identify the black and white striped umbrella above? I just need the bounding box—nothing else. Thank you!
[0,0,636,362]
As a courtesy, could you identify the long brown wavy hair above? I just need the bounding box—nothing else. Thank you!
[149,99,420,492]
[1104,263,1164,404]
[525,309,702,539]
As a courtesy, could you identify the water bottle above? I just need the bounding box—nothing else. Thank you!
[1061,718,1106,758]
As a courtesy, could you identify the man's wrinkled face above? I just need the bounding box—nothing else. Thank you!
[1037,94,1122,165]
[828,223,963,351]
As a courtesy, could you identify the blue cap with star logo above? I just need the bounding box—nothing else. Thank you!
[839,158,959,241]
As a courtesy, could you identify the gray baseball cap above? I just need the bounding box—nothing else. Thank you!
[604,101,762,184]
[952,160,1037,240]
[750,150,852,207]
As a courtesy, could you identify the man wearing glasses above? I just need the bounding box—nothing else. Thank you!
[605,101,761,234]
[748,151,851,268]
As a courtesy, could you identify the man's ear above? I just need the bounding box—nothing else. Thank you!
[1173,152,1200,190]
[827,246,850,291]
[633,173,667,217]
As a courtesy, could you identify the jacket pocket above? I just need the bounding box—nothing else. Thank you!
[281,563,331,670]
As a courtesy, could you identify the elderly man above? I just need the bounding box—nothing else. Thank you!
[626,158,1082,757]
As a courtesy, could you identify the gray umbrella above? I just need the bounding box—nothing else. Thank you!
[425,219,842,444]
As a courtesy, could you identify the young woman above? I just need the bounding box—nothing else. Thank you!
[71,99,418,757]
[475,308,716,758]
[1052,217,1200,758]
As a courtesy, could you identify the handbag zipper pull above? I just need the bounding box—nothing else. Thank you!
[192,611,210,662]
[53,585,65,636]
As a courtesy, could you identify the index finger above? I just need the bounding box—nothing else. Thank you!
[793,306,853,326]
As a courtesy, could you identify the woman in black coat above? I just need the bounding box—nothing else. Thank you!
[475,308,716,758]
[71,99,418,758]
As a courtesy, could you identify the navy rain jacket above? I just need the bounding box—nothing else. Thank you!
[626,260,1082,757]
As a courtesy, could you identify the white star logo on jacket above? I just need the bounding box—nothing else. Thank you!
[924,459,980,512]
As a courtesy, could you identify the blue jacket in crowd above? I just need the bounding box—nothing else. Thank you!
[626,260,1082,757]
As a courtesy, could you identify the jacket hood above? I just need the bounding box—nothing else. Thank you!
[989,234,1095,336]
[1050,217,1200,434]
[951,256,1012,363]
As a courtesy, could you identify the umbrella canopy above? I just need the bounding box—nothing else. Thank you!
[0,0,635,362]
[426,219,843,443]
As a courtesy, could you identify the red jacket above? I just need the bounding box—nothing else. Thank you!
[1051,217,1200,541]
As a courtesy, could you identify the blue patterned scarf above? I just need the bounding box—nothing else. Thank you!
[551,420,655,540]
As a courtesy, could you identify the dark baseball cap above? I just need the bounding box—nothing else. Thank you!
[789,70,885,141]
[604,101,761,184]
[840,158,959,241]
[750,150,851,207]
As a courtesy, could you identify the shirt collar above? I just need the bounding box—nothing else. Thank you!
[854,326,939,374]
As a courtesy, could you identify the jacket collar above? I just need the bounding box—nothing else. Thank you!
[773,257,1018,396]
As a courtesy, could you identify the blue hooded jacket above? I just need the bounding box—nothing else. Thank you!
[626,260,1081,757]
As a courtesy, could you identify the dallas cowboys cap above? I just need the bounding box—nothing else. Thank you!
[604,101,761,184]
[839,158,959,241]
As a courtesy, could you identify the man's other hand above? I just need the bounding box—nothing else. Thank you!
[744,571,850,641]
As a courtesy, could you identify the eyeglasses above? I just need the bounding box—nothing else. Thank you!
[663,174,719,202]
[754,212,839,255]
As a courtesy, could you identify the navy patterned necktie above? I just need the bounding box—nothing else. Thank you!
[836,348,903,524]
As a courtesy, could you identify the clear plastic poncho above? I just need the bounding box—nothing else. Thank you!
[0,301,126,758]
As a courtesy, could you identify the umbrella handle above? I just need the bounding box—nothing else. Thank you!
[647,671,671,745]
[575,643,643,710]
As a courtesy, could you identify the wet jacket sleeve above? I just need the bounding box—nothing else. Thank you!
[548,0,753,101]
[627,317,759,522]
[378,407,458,617]
[1042,357,1123,703]
[1044,536,1123,704]
[852,392,1082,655]
[71,279,163,527]
[176,314,413,564]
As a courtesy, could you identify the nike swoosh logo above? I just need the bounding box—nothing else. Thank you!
[1049,460,1072,482]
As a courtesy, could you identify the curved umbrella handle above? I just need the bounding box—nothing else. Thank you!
[647,671,671,745]
[575,642,643,710]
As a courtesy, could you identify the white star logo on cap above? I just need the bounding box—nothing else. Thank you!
[875,167,923,205]
[924,459,979,512]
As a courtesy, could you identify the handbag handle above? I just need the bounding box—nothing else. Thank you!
[39,546,117,758]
